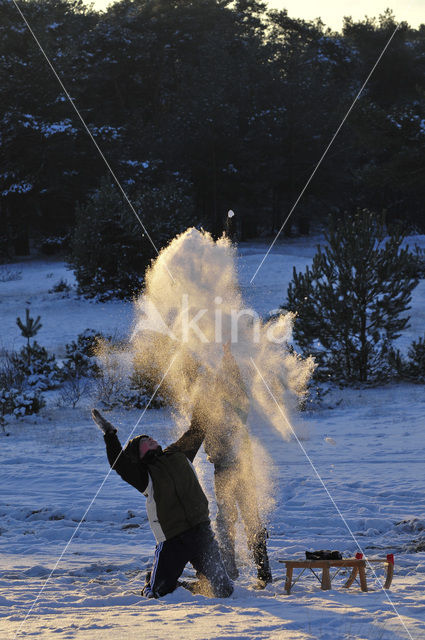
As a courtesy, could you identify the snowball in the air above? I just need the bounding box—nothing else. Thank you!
[227,210,235,218]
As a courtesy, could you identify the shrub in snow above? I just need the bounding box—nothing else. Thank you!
[392,335,425,383]
[69,176,195,299]
[60,329,103,380]
[95,364,127,410]
[0,388,45,419]
[285,210,418,383]
[13,310,60,390]
[58,375,92,409]
[98,385,162,411]
[95,342,166,410]
[58,330,103,406]
[95,376,165,410]
[0,265,22,282]
[94,339,127,409]
[0,353,26,392]
[48,278,72,295]
[128,358,169,409]
[11,342,60,391]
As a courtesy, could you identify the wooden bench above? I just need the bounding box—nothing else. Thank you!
[278,554,394,594]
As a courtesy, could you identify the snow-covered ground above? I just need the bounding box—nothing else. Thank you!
[1,238,425,639]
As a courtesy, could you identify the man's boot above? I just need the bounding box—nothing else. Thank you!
[251,528,272,589]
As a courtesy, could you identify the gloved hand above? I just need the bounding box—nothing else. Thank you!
[91,408,117,435]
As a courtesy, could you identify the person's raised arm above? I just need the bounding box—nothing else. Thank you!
[165,411,205,462]
[91,409,148,492]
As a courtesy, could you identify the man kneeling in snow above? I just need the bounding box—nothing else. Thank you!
[92,408,233,599]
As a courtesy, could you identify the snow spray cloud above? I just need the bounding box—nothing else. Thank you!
[128,228,315,521]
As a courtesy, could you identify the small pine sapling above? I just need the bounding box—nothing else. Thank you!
[16,309,42,367]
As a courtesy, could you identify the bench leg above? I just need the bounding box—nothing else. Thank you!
[384,562,394,589]
[344,567,358,589]
[285,566,293,594]
[358,566,368,592]
[321,565,331,590]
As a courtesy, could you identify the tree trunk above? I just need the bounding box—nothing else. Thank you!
[359,302,368,382]
[14,229,30,256]
[211,141,220,237]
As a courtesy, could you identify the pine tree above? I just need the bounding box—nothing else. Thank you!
[70,175,195,299]
[70,178,149,299]
[16,308,42,366]
[285,210,418,382]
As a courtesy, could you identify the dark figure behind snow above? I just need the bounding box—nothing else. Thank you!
[180,343,272,588]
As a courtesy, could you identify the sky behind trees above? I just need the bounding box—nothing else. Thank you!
[85,0,423,31]
[267,1,423,30]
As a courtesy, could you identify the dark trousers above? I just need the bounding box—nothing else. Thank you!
[142,522,233,598]
[214,465,272,582]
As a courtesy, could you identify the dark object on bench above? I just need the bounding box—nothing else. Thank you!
[305,550,342,560]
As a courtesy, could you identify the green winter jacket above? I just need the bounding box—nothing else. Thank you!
[104,432,209,542]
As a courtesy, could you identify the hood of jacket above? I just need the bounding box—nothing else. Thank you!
[124,435,163,463]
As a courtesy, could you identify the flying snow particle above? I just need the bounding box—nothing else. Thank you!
[227,210,235,218]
